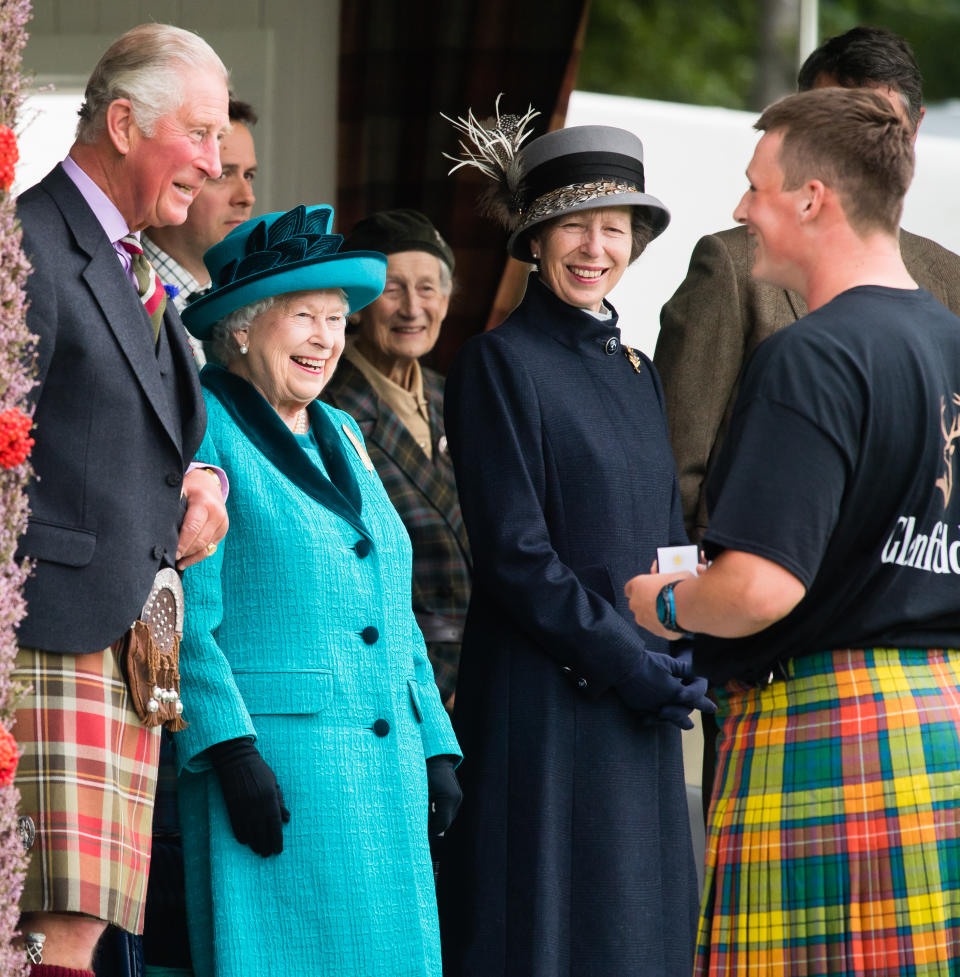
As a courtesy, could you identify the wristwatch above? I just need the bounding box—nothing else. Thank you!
[655,579,688,634]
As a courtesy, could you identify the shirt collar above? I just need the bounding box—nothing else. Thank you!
[61,155,132,246]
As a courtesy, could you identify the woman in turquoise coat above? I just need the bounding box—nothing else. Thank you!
[172,204,462,977]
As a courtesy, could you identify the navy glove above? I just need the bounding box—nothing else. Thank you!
[206,738,290,856]
[426,755,462,838]
[617,651,716,730]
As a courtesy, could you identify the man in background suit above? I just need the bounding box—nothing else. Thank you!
[656,26,960,545]
[653,25,960,817]
[13,24,229,976]
[322,209,471,712]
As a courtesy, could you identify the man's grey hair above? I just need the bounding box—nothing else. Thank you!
[437,258,454,296]
[76,23,228,144]
[204,289,351,366]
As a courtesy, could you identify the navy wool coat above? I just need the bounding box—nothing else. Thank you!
[438,275,699,977]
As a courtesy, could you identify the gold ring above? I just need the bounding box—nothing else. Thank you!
[206,542,217,555]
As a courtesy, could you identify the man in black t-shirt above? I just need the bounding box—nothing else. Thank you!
[626,88,960,975]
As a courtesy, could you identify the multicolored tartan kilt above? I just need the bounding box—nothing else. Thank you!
[697,648,960,977]
[13,645,160,934]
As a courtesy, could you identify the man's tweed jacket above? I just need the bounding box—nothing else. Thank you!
[654,225,960,542]
[323,358,471,705]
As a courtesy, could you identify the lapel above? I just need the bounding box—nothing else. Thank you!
[330,360,468,554]
[201,365,371,541]
[422,369,471,558]
[783,286,808,320]
[46,165,184,451]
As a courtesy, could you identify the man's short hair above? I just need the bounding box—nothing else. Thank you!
[228,97,258,127]
[756,88,914,237]
[76,23,228,144]
[797,26,923,130]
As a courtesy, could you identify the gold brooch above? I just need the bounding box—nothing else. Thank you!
[623,346,644,374]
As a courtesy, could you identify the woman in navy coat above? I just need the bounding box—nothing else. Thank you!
[438,119,714,976]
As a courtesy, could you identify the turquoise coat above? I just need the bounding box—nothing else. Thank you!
[174,367,460,977]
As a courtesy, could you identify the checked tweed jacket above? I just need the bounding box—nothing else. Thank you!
[323,358,471,704]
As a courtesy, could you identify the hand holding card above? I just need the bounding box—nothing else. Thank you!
[655,545,699,576]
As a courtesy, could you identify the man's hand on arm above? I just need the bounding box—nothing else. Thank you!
[176,466,229,569]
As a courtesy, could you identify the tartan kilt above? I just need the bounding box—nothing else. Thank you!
[13,645,160,934]
[698,647,960,977]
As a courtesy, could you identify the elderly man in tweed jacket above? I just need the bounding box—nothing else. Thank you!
[323,210,470,710]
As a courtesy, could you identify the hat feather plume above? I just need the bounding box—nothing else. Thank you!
[442,94,540,230]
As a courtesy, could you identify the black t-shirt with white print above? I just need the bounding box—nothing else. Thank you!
[695,285,960,684]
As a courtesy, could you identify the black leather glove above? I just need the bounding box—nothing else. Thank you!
[205,738,290,856]
[617,651,716,730]
[426,755,462,838]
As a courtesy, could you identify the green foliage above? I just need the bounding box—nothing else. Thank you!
[580,0,960,108]
[580,0,757,108]
[820,0,960,104]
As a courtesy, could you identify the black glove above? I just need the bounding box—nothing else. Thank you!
[426,755,462,838]
[617,651,715,730]
[205,738,290,856]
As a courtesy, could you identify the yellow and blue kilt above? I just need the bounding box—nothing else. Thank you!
[698,647,960,976]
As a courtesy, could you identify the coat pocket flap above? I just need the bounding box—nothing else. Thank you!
[19,519,97,568]
[232,669,334,716]
[407,678,424,723]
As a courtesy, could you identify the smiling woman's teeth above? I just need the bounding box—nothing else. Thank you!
[569,267,604,279]
[291,356,323,370]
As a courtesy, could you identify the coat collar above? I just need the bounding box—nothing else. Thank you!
[520,274,624,356]
[201,364,370,540]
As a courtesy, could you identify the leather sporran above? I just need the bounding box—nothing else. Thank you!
[114,568,187,731]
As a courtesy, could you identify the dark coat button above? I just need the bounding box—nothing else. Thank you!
[361,626,379,645]
[166,471,181,487]
[577,677,589,689]
[354,538,371,558]
[152,545,164,560]
[373,718,390,737]
[604,337,619,354]
[561,666,572,674]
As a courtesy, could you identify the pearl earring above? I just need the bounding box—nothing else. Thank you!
[239,343,248,355]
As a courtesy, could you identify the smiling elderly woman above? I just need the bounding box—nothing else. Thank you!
[437,117,714,977]
[172,204,461,977]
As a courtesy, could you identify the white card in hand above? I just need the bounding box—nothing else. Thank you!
[656,545,699,575]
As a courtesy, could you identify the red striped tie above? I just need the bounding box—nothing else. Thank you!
[119,234,166,341]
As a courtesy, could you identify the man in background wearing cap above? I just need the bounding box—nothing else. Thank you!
[144,97,258,366]
[323,209,471,713]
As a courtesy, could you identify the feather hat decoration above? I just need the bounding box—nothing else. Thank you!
[442,94,540,230]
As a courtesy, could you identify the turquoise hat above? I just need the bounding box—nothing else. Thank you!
[182,204,388,339]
